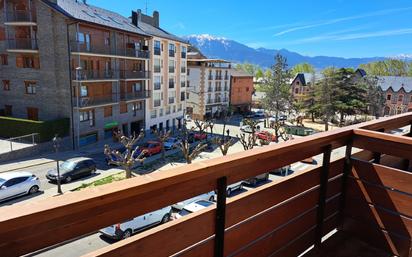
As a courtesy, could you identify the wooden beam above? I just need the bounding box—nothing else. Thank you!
[353,128,412,160]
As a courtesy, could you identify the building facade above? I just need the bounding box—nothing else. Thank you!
[229,69,253,113]
[0,0,187,148]
[187,55,231,120]
[378,76,412,116]
[290,73,323,100]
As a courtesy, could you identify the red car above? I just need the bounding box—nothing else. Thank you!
[256,131,277,142]
[140,141,162,156]
[194,133,207,141]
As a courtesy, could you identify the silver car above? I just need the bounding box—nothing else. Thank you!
[0,172,40,202]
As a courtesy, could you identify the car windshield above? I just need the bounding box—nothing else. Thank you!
[166,138,176,143]
[0,178,5,186]
[178,209,192,217]
[60,161,76,170]
[196,200,214,208]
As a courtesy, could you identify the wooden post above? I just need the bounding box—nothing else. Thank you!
[315,144,332,248]
[214,177,227,257]
[338,139,353,229]
[372,128,385,164]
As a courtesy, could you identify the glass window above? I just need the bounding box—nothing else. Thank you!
[154,40,161,55]
[80,86,88,97]
[25,81,36,94]
[60,161,76,170]
[154,76,161,90]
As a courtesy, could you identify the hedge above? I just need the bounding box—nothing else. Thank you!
[0,116,70,142]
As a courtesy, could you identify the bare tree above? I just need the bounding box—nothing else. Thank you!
[178,120,207,164]
[237,119,259,150]
[104,131,146,179]
[194,119,210,136]
[212,113,234,156]
[152,129,171,161]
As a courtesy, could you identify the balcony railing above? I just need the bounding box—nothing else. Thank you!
[70,41,150,58]
[1,113,412,257]
[72,69,115,80]
[7,38,38,50]
[215,75,222,80]
[208,75,213,80]
[120,90,151,101]
[119,70,150,80]
[72,94,118,108]
[5,10,36,23]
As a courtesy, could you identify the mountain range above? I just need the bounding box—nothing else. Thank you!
[184,34,410,69]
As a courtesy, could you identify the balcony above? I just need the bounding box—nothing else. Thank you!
[215,75,222,80]
[70,41,150,59]
[72,69,116,81]
[1,113,412,257]
[119,70,150,80]
[72,94,118,108]
[7,38,38,51]
[4,10,36,24]
[121,48,150,59]
[120,90,151,101]
[215,98,222,103]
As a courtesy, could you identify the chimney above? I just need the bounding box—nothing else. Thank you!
[153,11,159,27]
[131,11,138,26]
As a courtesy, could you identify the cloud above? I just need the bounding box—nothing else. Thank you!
[273,6,412,37]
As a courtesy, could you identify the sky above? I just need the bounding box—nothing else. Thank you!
[87,0,412,58]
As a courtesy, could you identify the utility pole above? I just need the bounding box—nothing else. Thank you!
[52,135,63,194]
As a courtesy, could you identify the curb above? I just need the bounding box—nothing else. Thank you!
[0,160,55,174]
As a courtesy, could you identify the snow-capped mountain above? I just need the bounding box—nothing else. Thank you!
[184,34,389,69]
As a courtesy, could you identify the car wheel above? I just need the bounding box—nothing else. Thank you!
[28,185,39,195]
[122,229,132,240]
[161,213,171,224]
[226,188,232,197]
[65,176,72,183]
[251,179,258,187]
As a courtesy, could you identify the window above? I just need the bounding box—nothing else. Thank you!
[151,110,157,118]
[169,60,175,73]
[16,55,39,69]
[187,69,190,75]
[0,54,8,65]
[104,32,110,46]
[181,46,187,58]
[153,92,161,107]
[181,92,185,101]
[132,102,142,116]
[154,76,161,90]
[154,58,161,73]
[296,81,300,85]
[132,82,142,92]
[120,102,128,114]
[104,106,112,117]
[295,88,299,94]
[2,80,10,91]
[398,95,404,102]
[27,107,38,121]
[169,78,175,89]
[169,43,175,57]
[80,85,88,97]
[80,110,94,126]
[166,106,171,115]
[25,81,36,94]
[386,94,392,101]
[173,105,176,113]
[154,40,161,55]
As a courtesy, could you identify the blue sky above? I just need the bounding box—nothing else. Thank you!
[87,0,412,58]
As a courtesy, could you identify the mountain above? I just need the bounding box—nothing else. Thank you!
[184,34,393,69]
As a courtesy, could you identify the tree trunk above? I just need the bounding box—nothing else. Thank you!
[125,166,132,179]
[324,118,329,131]
[161,146,165,160]
[311,112,315,122]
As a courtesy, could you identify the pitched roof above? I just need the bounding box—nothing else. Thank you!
[376,76,412,93]
[42,0,187,43]
[292,73,324,86]
[230,69,253,77]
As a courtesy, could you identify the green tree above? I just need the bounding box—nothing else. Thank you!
[255,68,264,79]
[358,76,385,118]
[291,62,315,75]
[235,63,260,76]
[359,59,411,76]
[262,54,292,139]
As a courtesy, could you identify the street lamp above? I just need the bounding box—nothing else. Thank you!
[52,135,63,194]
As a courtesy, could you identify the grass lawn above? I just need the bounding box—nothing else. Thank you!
[75,171,126,191]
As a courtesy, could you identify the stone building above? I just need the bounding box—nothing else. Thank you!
[0,0,187,147]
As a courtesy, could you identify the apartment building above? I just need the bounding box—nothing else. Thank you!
[0,0,187,147]
[290,73,323,99]
[187,51,231,120]
[378,76,412,116]
[229,69,253,113]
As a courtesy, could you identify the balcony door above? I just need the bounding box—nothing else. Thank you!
[27,107,38,121]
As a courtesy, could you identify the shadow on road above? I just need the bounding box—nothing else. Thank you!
[0,191,44,207]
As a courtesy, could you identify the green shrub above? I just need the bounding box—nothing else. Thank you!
[0,116,70,142]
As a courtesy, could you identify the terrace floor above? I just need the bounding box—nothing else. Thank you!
[302,231,393,257]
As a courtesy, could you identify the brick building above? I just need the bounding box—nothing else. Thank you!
[229,69,253,113]
[378,76,412,116]
[0,0,187,147]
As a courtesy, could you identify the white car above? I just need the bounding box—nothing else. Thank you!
[0,172,40,202]
[99,206,172,240]
[240,125,253,133]
[175,200,215,219]
[227,181,243,196]
[172,191,215,210]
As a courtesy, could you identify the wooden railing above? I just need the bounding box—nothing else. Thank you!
[0,113,411,257]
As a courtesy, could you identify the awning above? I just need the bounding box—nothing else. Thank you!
[104,121,119,129]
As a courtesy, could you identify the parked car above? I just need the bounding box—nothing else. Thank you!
[256,131,277,142]
[172,191,215,210]
[194,133,207,141]
[243,173,270,187]
[254,111,265,118]
[174,200,215,219]
[164,137,181,150]
[240,125,253,133]
[270,165,292,176]
[269,114,287,122]
[105,146,126,165]
[46,157,96,183]
[226,181,243,196]
[0,172,40,202]
[139,141,162,156]
[243,112,255,119]
[100,206,172,240]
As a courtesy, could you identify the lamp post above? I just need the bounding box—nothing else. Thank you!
[75,66,82,149]
[52,135,63,194]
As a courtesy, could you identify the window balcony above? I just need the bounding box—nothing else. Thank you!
[72,69,116,81]
[72,93,118,108]
[119,70,150,80]
[5,10,36,24]
[120,90,151,101]
[1,114,411,257]
[7,38,38,51]
[122,48,150,59]
[70,41,150,59]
